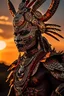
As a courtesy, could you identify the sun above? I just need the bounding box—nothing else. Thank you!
[0,40,6,50]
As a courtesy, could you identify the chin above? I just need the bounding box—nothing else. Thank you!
[18,47,26,52]
[18,41,36,52]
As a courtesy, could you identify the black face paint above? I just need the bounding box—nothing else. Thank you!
[19,30,30,36]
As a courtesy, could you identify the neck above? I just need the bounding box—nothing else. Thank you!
[25,47,39,58]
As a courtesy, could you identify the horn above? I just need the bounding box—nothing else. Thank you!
[40,0,60,22]
[32,0,46,12]
[27,0,37,8]
[7,0,16,17]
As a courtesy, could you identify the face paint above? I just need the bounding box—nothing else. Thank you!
[13,6,38,52]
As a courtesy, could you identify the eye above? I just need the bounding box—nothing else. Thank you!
[20,30,30,36]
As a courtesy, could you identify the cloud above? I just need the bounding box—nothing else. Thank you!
[0,28,4,33]
[0,16,9,21]
[0,21,12,26]
[0,16,13,39]
[0,16,12,26]
[0,25,13,39]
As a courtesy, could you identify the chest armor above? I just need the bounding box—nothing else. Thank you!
[14,59,50,96]
[13,51,50,96]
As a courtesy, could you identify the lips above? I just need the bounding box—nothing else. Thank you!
[16,44,23,48]
[17,40,36,52]
[15,37,36,52]
[16,44,24,52]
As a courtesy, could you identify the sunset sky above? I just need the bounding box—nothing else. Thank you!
[0,0,64,65]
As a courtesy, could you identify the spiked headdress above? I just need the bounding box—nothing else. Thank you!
[7,0,64,41]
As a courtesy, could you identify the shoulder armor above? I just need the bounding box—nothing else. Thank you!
[8,56,23,71]
[55,83,64,96]
[43,58,64,81]
[7,60,18,71]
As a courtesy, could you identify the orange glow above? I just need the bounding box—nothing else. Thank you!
[0,16,9,21]
[0,2,64,65]
[0,29,4,33]
[0,36,64,65]
[0,41,6,50]
[0,21,12,25]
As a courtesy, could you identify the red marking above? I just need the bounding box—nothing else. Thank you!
[29,36,33,39]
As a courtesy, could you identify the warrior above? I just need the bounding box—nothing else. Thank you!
[6,0,64,96]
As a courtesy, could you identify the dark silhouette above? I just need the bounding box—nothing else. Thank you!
[0,62,15,96]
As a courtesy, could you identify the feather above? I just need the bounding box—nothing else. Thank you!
[58,51,64,54]
[7,64,16,71]
[9,79,14,86]
[46,27,61,31]
[45,33,60,41]
[47,31,64,39]
[7,84,13,96]
[45,24,61,27]
[6,71,14,82]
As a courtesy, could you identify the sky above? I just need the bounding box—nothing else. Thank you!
[0,0,64,65]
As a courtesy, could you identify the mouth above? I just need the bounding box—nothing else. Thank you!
[16,44,24,52]
[16,41,36,52]
[17,44,23,48]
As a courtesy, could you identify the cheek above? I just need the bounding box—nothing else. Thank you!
[28,35,33,40]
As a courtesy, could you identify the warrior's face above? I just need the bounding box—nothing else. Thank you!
[13,6,38,52]
[7,0,61,52]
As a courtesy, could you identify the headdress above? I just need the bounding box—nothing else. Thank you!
[7,0,64,41]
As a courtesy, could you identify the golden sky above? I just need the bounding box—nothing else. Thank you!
[0,0,64,65]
